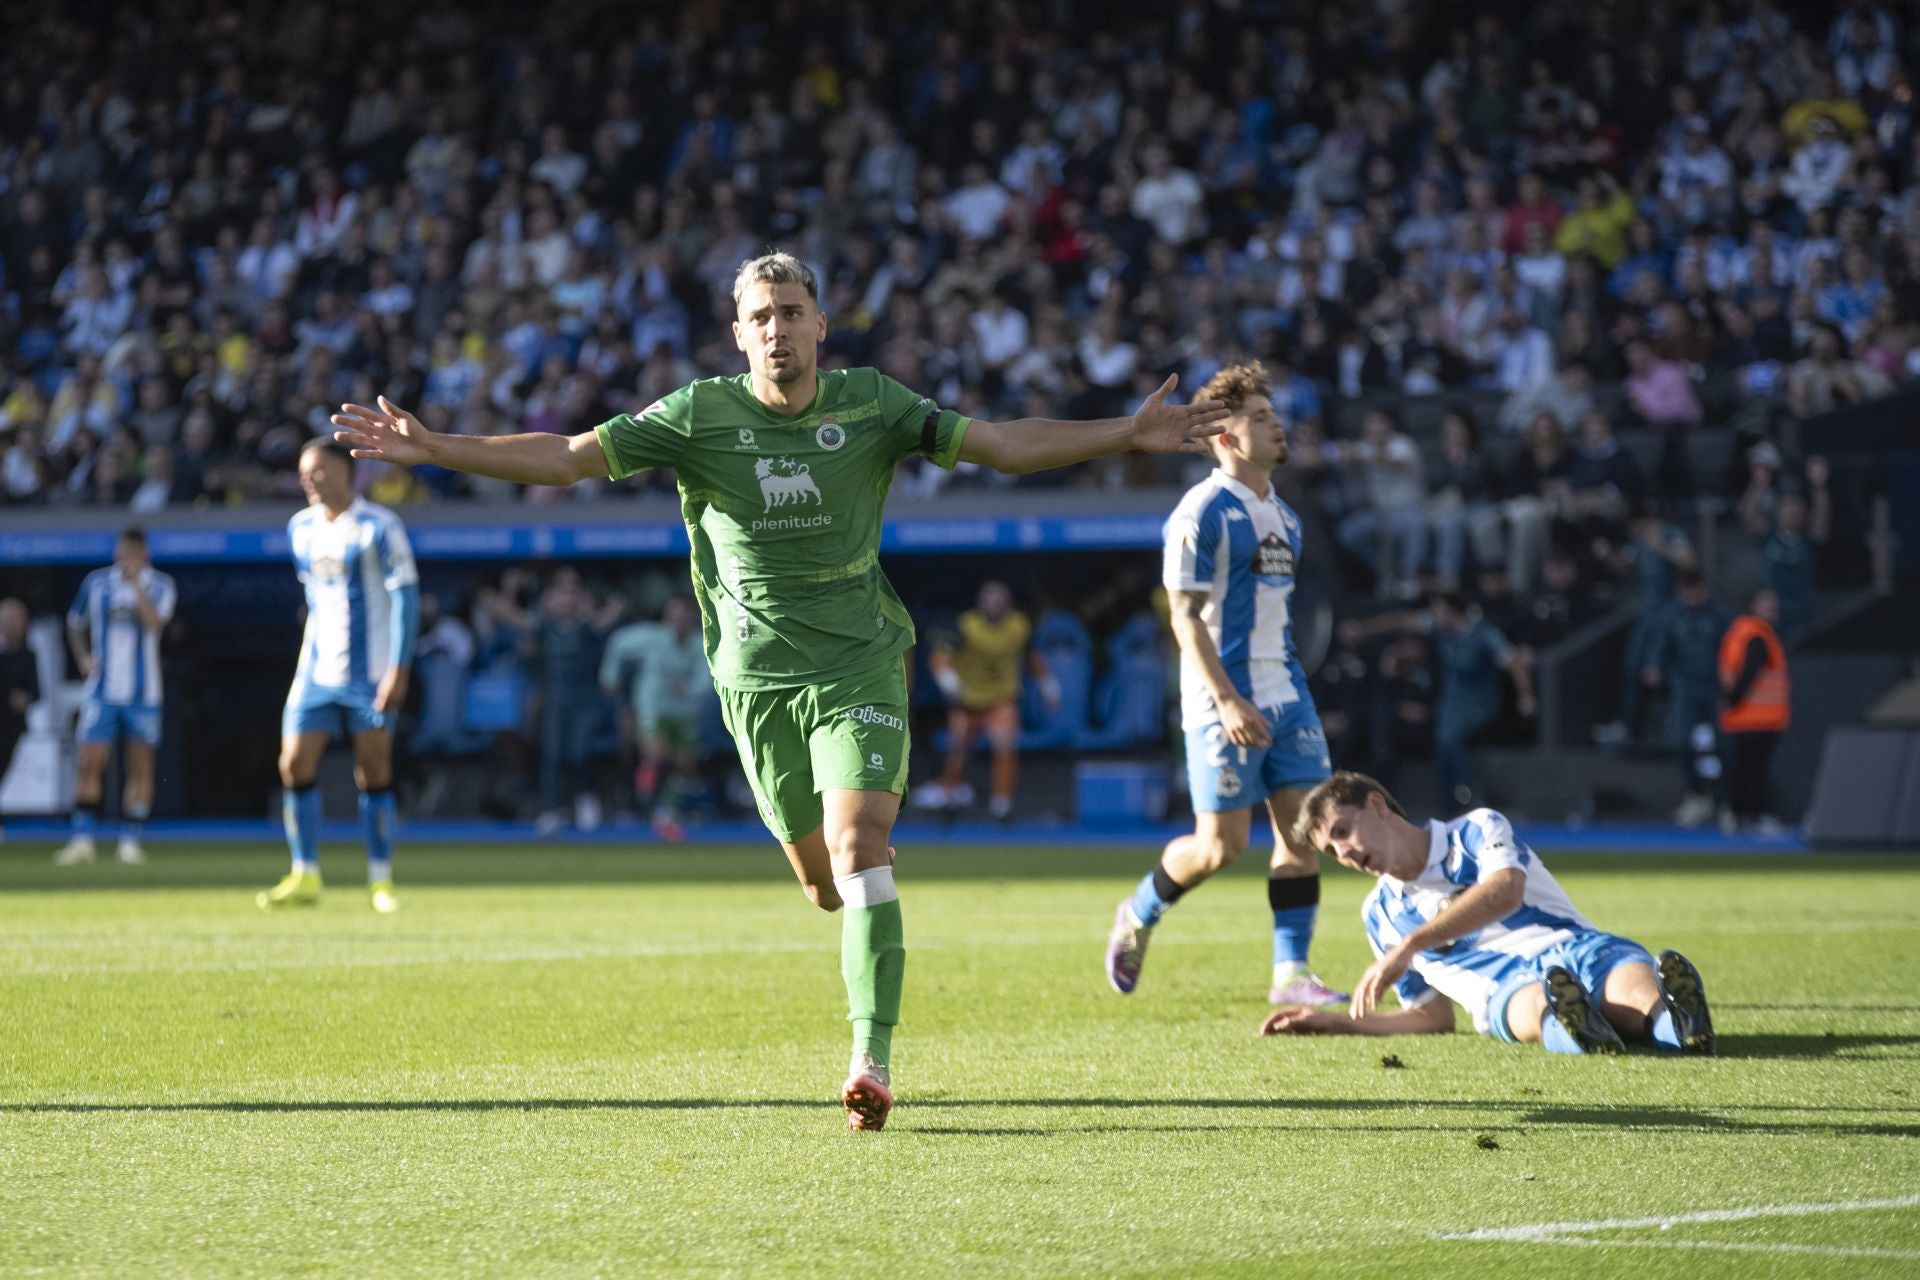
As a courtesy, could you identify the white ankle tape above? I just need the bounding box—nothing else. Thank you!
[833,866,898,909]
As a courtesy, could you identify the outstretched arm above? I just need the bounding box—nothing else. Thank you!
[1262,998,1456,1037]
[956,374,1227,475]
[333,397,607,487]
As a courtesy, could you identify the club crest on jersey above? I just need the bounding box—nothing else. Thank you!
[309,554,347,582]
[816,418,846,451]
[1253,533,1294,580]
[755,457,821,510]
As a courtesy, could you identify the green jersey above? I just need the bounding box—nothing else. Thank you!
[594,368,971,690]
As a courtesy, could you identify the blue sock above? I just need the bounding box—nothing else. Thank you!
[1128,861,1188,928]
[74,802,99,837]
[1269,875,1321,967]
[1648,1005,1683,1052]
[1538,1003,1585,1055]
[284,784,321,873]
[360,788,395,883]
[123,803,148,843]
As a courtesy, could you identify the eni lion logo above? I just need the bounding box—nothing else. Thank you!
[755,457,822,510]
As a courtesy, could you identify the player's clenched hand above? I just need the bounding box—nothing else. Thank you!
[332,396,436,467]
[1128,374,1228,456]
[1219,693,1273,749]
[1351,947,1411,1018]
[1260,1007,1350,1036]
[375,666,410,715]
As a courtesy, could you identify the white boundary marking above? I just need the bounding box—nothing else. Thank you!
[1439,1195,1920,1259]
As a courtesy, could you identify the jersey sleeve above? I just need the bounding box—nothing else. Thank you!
[148,572,178,625]
[375,517,419,591]
[595,383,695,480]
[1476,618,1515,667]
[877,373,970,469]
[1460,809,1529,875]
[1163,503,1222,594]
[1363,894,1440,1008]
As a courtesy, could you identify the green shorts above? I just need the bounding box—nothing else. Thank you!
[717,659,912,842]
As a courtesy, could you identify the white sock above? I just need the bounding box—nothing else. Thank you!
[1273,961,1308,984]
[833,865,898,909]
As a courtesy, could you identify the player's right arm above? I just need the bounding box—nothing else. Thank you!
[1261,998,1455,1037]
[65,576,95,676]
[332,396,610,487]
[1167,590,1272,748]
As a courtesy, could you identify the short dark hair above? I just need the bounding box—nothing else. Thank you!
[300,437,357,472]
[117,525,148,546]
[1293,771,1408,851]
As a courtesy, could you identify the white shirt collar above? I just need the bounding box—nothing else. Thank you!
[1213,469,1272,504]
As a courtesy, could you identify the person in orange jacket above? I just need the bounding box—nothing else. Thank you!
[1719,587,1790,835]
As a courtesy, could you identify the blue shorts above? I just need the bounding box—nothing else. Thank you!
[78,701,162,747]
[1184,697,1332,812]
[1487,931,1657,1043]
[283,681,388,739]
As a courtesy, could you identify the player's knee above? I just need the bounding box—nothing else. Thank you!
[804,882,844,912]
[1196,833,1244,874]
[278,756,314,788]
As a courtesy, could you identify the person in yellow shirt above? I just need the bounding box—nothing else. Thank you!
[1553,171,1636,269]
[922,581,1058,820]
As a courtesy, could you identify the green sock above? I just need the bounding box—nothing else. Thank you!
[839,870,904,1072]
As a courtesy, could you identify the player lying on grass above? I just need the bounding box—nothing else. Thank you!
[331,251,1226,1131]
[1263,771,1714,1056]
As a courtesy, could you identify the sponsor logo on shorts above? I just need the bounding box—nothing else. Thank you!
[842,705,905,731]
[1217,765,1242,799]
[869,752,886,770]
[1295,724,1328,764]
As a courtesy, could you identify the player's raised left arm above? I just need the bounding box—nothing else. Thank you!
[957,375,1227,475]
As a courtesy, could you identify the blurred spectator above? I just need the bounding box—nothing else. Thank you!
[1718,586,1791,835]
[1334,409,1428,596]
[1743,455,1832,638]
[599,596,710,839]
[1425,410,1503,589]
[0,599,39,833]
[920,581,1058,820]
[1646,570,1733,828]
[528,569,621,834]
[1595,508,1698,747]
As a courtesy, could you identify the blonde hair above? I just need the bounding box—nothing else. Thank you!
[1291,771,1408,851]
[1194,361,1272,416]
[732,251,818,304]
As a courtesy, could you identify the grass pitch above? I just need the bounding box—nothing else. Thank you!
[2,842,1918,1278]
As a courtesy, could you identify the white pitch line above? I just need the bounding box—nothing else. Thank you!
[1440,1194,1920,1243]
[1530,1236,1920,1260]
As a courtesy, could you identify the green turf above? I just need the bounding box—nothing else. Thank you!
[2,843,1917,1278]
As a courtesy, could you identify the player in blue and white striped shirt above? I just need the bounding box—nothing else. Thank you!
[56,527,176,867]
[258,440,419,913]
[1105,363,1345,1007]
[1264,772,1714,1055]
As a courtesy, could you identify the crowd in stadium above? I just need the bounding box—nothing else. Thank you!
[0,0,1895,823]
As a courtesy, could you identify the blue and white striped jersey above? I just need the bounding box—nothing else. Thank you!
[1360,809,1596,1033]
[68,566,176,707]
[1162,469,1311,730]
[288,498,419,690]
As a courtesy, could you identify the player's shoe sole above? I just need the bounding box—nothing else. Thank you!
[1543,965,1625,1055]
[841,1072,894,1131]
[1104,901,1152,994]
[1656,949,1715,1056]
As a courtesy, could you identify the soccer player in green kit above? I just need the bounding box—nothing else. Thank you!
[331,252,1226,1130]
